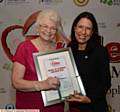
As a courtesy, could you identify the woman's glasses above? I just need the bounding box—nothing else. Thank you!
[39,24,57,33]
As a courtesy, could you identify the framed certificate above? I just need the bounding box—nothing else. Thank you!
[33,47,86,106]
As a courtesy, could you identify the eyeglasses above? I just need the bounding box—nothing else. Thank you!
[39,24,57,33]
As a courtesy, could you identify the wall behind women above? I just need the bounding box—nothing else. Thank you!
[0,0,120,111]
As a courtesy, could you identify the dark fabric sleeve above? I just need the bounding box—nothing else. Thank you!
[88,47,111,103]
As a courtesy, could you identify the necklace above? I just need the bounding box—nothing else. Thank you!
[35,37,55,52]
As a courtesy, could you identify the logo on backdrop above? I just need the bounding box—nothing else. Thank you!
[73,0,89,6]
[1,10,41,61]
[5,104,15,109]
[106,42,120,63]
[100,0,120,6]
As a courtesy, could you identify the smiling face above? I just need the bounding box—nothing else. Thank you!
[74,18,93,46]
[37,17,57,42]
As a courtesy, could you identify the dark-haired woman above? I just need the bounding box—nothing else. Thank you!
[68,11,111,112]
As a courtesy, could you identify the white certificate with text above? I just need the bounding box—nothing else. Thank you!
[33,48,86,106]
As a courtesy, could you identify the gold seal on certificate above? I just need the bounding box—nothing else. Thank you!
[33,47,86,106]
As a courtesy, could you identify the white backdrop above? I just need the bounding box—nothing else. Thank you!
[0,0,120,111]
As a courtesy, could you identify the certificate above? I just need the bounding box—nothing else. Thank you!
[33,47,86,106]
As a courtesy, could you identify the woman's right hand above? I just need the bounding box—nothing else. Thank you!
[42,77,60,90]
[67,91,91,103]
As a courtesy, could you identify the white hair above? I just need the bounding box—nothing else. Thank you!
[35,9,61,29]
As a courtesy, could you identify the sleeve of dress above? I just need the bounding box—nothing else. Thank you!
[88,47,111,103]
[12,41,27,66]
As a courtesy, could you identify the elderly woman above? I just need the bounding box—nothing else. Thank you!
[12,9,65,111]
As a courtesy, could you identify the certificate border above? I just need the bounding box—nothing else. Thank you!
[33,47,86,106]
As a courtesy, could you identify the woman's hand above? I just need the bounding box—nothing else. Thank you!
[67,91,91,103]
[42,77,60,90]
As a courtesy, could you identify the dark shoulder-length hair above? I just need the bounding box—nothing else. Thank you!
[69,11,102,52]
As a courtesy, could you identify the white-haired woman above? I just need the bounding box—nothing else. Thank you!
[12,9,65,111]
